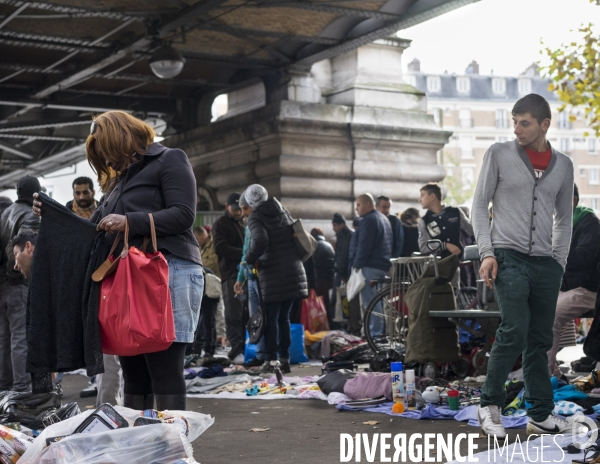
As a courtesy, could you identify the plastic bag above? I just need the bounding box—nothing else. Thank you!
[19,406,214,464]
[346,269,365,301]
[290,324,308,364]
[0,391,65,430]
[334,286,349,322]
[300,290,329,334]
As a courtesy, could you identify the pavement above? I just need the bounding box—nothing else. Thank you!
[59,362,542,464]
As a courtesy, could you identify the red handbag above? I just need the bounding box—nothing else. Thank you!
[93,213,175,356]
[300,289,330,334]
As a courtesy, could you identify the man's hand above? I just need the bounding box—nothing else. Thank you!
[234,281,244,295]
[446,243,461,256]
[479,256,498,289]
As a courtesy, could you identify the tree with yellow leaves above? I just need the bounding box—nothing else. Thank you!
[541,0,600,136]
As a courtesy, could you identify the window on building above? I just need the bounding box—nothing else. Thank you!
[558,112,571,130]
[496,109,508,128]
[446,166,454,177]
[590,138,597,153]
[492,78,506,95]
[590,168,599,185]
[445,108,452,116]
[456,77,470,94]
[581,168,587,177]
[560,138,570,154]
[427,76,441,93]
[592,198,599,211]
[459,108,472,128]
[432,108,443,127]
[461,136,474,159]
[518,78,532,95]
[461,167,474,189]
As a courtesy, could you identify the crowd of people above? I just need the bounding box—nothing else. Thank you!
[0,94,597,443]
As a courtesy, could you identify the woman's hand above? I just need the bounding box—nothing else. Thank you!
[234,281,244,295]
[32,193,42,217]
[97,214,127,232]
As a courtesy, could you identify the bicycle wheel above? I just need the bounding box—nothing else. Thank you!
[363,287,406,355]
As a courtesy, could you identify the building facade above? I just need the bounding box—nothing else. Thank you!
[405,60,600,211]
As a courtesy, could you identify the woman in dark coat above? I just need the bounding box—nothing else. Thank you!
[33,110,203,411]
[244,185,308,373]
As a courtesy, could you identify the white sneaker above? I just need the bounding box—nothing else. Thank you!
[230,353,245,365]
[478,405,506,438]
[526,413,570,435]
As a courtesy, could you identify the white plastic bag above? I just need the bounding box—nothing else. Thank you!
[333,286,347,322]
[346,269,365,301]
[19,406,214,464]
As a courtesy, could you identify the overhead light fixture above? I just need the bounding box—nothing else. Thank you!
[149,46,185,79]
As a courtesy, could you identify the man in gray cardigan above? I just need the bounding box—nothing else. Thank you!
[472,94,574,438]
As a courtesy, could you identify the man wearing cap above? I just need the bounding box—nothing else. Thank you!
[0,175,41,391]
[212,192,246,364]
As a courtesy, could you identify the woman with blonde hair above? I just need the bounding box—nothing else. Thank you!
[33,110,203,411]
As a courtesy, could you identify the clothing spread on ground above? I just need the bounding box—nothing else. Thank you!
[525,145,551,180]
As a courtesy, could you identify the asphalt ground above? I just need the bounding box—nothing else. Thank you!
[58,364,543,464]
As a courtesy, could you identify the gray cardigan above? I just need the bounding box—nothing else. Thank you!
[472,139,573,269]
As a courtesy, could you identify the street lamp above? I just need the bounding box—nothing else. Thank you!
[149,46,185,79]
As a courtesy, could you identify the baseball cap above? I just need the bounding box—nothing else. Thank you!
[16,175,41,200]
[226,192,241,209]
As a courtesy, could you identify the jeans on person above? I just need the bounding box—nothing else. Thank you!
[0,283,30,392]
[264,299,294,362]
[248,278,266,360]
[96,354,123,407]
[480,249,563,422]
[359,267,388,338]
[167,256,204,343]
[547,287,597,377]
[222,278,246,359]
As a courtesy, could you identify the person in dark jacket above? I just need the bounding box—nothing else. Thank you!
[245,186,308,373]
[310,227,335,324]
[400,208,420,257]
[0,176,40,392]
[332,213,361,335]
[211,193,246,364]
[353,194,392,337]
[548,184,600,377]
[33,111,203,411]
[65,177,98,219]
[376,196,404,258]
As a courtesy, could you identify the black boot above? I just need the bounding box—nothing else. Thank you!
[123,393,155,410]
[155,394,186,411]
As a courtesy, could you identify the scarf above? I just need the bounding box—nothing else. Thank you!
[573,205,596,228]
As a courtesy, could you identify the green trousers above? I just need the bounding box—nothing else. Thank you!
[480,248,563,422]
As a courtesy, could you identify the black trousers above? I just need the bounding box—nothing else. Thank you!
[222,278,247,359]
[200,295,219,356]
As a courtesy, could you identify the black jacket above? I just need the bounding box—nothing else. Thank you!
[90,143,201,266]
[313,235,335,282]
[401,221,420,257]
[245,198,308,303]
[334,226,353,282]
[0,200,40,284]
[212,211,245,281]
[562,212,600,292]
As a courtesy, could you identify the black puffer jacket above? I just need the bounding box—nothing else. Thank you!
[245,198,308,304]
[562,211,600,293]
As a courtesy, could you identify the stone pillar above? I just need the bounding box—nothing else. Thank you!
[169,37,451,220]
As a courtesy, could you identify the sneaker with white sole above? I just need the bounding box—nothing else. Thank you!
[230,353,245,365]
[478,405,506,439]
[526,413,570,435]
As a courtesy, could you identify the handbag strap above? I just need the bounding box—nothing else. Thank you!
[147,213,158,253]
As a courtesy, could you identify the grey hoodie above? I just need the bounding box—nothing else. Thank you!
[472,139,573,269]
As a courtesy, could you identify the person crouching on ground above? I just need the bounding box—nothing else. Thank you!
[33,110,203,412]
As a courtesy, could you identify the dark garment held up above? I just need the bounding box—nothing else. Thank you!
[27,193,107,376]
[401,222,420,257]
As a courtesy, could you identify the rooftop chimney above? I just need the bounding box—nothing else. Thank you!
[465,60,479,75]
[522,63,540,77]
[407,58,420,73]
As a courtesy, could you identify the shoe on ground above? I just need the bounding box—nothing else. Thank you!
[526,413,571,435]
[184,353,200,368]
[79,384,98,398]
[478,405,506,439]
[279,362,291,374]
[230,353,245,365]
[244,358,264,368]
[259,362,274,373]
[199,355,218,367]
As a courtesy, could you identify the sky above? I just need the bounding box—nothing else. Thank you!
[399,0,598,77]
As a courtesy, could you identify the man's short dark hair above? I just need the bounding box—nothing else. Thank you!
[512,94,552,124]
[193,226,207,235]
[9,229,37,252]
[420,183,442,202]
[574,183,579,200]
[376,195,390,207]
[72,176,94,190]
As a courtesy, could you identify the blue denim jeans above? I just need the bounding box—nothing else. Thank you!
[264,299,294,362]
[167,256,204,343]
[360,267,388,338]
[247,278,266,360]
[0,283,30,391]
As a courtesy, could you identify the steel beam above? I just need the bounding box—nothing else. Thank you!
[0,140,34,159]
[0,2,29,30]
[250,1,401,20]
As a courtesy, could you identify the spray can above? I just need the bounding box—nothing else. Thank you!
[405,369,416,410]
[391,362,404,405]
